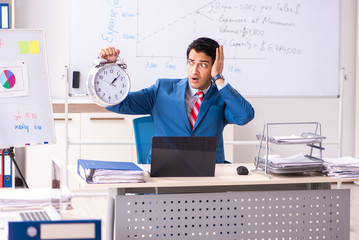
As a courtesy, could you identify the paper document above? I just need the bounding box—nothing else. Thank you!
[257,133,325,145]
[322,157,359,179]
[0,188,72,210]
[259,153,323,174]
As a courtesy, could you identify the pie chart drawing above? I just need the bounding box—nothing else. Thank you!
[0,70,16,89]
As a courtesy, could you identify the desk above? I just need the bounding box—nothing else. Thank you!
[75,163,352,240]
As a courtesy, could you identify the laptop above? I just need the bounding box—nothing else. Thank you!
[0,158,62,231]
[150,136,217,177]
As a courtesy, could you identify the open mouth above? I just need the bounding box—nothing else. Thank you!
[191,76,199,82]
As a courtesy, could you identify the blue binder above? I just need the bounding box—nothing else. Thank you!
[77,159,143,183]
[0,150,3,188]
[0,3,10,29]
[3,150,12,188]
[8,219,101,240]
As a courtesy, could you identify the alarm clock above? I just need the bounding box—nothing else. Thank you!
[87,58,130,107]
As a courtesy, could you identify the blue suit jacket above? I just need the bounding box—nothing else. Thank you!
[106,78,255,163]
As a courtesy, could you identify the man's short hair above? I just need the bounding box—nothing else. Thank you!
[186,37,219,63]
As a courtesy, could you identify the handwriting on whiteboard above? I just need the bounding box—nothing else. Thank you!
[98,0,304,75]
[13,110,42,133]
[70,0,339,96]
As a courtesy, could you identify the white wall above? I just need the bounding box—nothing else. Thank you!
[14,0,70,99]
[14,0,357,162]
[339,0,357,157]
[356,2,359,159]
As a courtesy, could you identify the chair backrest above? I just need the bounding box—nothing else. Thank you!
[133,116,155,164]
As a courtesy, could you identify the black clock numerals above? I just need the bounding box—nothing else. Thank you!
[91,64,129,106]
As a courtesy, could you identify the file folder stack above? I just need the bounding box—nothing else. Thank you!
[77,159,145,184]
[258,153,324,174]
[322,157,359,179]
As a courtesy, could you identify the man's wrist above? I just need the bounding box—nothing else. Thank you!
[212,73,225,86]
[212,73,224,82]
[216,80,228,90]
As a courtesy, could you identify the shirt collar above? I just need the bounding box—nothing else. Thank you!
[188,83,211,97]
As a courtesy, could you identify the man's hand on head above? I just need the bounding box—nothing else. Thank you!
[211,45,225,85]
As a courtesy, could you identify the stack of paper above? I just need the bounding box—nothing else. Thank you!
[77,159,145,184]
[258,153,324,174]
[0,188,72,210]
[257,133,325,145]
[322,157,359,179]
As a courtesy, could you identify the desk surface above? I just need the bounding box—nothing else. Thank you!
[72,163,353,190]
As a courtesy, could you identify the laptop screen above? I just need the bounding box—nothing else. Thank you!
[150,136,217,177]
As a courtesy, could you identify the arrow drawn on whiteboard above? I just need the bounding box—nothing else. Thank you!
[137,0,216,43]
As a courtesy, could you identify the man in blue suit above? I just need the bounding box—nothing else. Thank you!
[99,37,254,163]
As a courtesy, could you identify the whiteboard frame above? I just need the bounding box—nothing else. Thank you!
[0,28,56,149]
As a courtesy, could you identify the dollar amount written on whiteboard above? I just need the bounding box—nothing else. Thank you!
[14,110,37,121]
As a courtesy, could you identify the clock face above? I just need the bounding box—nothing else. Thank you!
[93,64,130,105]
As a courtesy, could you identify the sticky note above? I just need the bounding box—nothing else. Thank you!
[29,40,40,54]
[18,41,29,54]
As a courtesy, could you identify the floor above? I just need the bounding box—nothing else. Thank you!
[63,182,359,240]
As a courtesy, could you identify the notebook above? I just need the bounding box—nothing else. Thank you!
[150,136,217,177]
[0,158,62,231]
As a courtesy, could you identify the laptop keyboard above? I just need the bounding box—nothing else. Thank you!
[20,211,51,221]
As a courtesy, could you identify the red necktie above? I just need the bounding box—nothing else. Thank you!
[189,91,204,130]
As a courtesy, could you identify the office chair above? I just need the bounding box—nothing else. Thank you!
[133,115,231,164]
[133,116,155,164]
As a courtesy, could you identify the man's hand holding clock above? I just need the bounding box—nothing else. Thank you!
[99,46,120,63]
[86,47,130,107]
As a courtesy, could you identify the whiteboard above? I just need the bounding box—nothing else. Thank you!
[70,0,340,97]
[0,29,56,149]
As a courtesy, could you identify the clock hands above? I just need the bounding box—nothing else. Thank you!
[110,73,122,86]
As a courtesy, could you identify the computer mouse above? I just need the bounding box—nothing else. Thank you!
[236,166,249,175]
